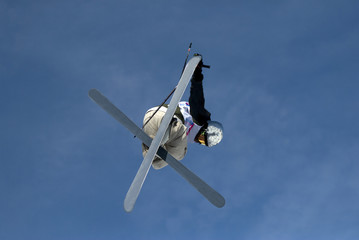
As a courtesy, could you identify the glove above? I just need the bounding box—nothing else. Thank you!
[193,54,204,82]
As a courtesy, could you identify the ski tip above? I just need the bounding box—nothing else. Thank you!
[216,197,226,208]
[210,194,225,208]
[124,191,137,213]
[88,88,99,97]
[124,200,134,213]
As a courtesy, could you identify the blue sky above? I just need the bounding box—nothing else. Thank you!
[1,0,359,239]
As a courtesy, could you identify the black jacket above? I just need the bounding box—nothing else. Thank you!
[189,73,211,126]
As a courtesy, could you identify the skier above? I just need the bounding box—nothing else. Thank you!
[142,57,224,169]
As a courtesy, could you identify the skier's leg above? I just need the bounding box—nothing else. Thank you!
[165,118,187,161]
[142,110,169,169]
[142,111,187,170]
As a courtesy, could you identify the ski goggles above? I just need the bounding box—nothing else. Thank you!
[197,129,208,146]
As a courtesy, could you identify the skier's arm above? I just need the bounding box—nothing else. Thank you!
[189,65,211,126]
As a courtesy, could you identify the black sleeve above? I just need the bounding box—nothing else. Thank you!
[189,73,211,126]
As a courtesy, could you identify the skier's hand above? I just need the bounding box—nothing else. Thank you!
[194,53,210,69]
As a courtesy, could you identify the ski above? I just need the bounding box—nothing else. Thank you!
[88,88,225,210]
[124,55,202,212]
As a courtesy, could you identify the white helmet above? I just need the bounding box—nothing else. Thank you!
[206,121,224,147]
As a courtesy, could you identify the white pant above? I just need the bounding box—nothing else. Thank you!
[142,110,187,169]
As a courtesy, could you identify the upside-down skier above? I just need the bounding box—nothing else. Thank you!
[142,56,224,169]
[89,53,225,211]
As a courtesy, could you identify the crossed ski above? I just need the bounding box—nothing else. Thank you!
[89,56,225,212]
